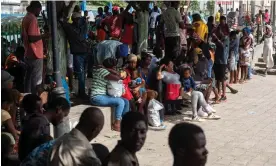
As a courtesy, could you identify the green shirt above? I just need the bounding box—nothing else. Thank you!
[91,68,110,97]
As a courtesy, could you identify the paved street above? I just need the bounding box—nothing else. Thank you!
[91,74,276,166]
[68,44,276,166]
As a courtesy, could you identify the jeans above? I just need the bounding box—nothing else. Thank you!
[191,91,211,117]
[24,57,43,93]
[207,59,214,78]
[73,54,87,95]
[90,95,130,120]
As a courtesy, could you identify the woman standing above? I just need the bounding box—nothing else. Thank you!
[261,25,274,75]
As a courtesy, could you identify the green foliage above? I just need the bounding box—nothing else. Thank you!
[86,0,127,7]
[206,0,215,16]
[189,0,200,12]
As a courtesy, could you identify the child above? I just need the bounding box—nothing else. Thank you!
[129,69,145,103]
[229,31,239,83]
[120,70,136,112]
[260,25,274,75]
[239,27,253,83]
[181,68,220,122]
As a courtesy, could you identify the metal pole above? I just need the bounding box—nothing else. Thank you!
[272,1,276,33]
[49,1,62,89]
[239,1,243,26]
[48,1,68,138]
[251,1,255,23]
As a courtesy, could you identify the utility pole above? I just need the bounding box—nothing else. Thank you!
[251,1,255,23]
[272,1,276,32]
[47,1,69,138]
[238,1,243,26]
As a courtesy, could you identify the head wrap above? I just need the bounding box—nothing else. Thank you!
[128,54,138,62]
[264,25,273,37]
[112,6,119,11]
[243,27,251,35]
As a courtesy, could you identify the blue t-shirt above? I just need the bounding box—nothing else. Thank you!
[182,77,196,92]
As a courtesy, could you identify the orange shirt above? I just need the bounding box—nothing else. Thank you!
[209,50,215,62]
[22,12,43,59]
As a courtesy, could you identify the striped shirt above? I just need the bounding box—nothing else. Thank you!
[91,68,110,97]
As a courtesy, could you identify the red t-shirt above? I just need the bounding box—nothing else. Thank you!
[22,12,43,59]
[120,24,134,45]
[121,76,133,100]
[102,15,122,39]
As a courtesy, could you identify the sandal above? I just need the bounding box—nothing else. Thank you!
[212,100,220,104]
[111,120,121,132]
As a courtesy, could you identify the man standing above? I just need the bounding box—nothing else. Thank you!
[62,12,89,98]
[149,6,159,49]
[161,1,185,64]
[219,4,224,16]
[169,123,208,166]
[106,112,148,166]
[22,1,48,94]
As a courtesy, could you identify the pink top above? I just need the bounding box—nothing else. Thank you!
[22,12,43,59]
[264,12,270,23]
[102,15,122,39]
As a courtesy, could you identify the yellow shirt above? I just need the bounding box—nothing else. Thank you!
[215,12,220,22]
[1,109,11,124]
[193,20,208,41]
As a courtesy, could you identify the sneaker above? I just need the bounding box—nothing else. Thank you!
[192,116,206,122]
[148,124,166,131]
[204,105,217,113]
[198,108,208,118]
[206,113,221,120]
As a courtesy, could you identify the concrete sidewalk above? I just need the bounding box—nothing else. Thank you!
[63,44,276,166]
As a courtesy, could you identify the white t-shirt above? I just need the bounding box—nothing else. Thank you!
[149,12,160,29]
[161,71,181,84]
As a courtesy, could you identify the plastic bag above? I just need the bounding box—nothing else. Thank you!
[147,99,164,127]
[107,80,124,97]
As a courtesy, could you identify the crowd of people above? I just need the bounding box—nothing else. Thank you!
[1,1,275,166]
